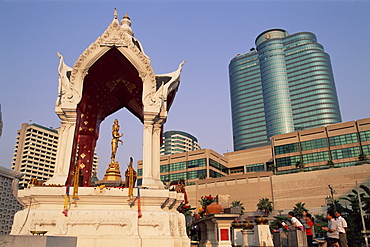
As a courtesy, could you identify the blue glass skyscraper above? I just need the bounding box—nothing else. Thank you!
[229,29,342,151]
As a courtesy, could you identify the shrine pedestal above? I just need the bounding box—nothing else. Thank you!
[11,187,189,247]
[287,230,307,247]
[241,229,255,247]
[193,214,239,247]
[254,225,274,247]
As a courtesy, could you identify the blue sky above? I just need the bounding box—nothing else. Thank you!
[0,1,369,178]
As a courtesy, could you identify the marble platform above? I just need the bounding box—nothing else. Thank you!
[11,186,189,247]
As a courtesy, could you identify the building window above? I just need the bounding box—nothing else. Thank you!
[246,163,265,172]
[187,169,207,179]
[160,175,169,182]
[137,169,142,177]
[209,159,228,173]
[360,131,370,142]
[329,133,358,146]
[362,145,370,155]
[302,151,329,164]
[160,164,169,173]
[331,146,361,160]
[169,162,186,171]
[209,170,224,178]
[137,178,142,186]
[169,172,187,181]
[274,143,300,155]
[301,138,328,151]
[230,166,244,174]
[276,155,301,168]
[187,159,206,168]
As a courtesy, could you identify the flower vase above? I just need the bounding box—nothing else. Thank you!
[206,202,222,214]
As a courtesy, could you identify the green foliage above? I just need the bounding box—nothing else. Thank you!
[295,160,305,171]
[198,174,206,180]
[231,200,245,213]
[337,184,370,246]
[326,199,345,213]
[267,163,277,174]
[269,215,289,230]
[292,202,308,218]
[257,198,273,215]
[327,160,335,168]
[313,214,328,238]
[358,153,368,162]
[178,204,196,217]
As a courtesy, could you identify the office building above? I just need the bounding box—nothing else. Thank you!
[225,117,370,175]
[11,123,99,188]
[136,118,369,212]
[160,130,201,156]
[137,149,228,186]
[0,166,24,235]
[271,117,370,173]
[229,29,342,151]
[190,118,369,212]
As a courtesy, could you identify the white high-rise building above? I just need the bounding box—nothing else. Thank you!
[160,130,201,156]
[11,123,98,188]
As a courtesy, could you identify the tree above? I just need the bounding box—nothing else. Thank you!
[295,159,305,171]
[257,198,273,215]
[327,160,335,168]
[313,214,328,238]
[292,202,308,217]
[358,153,369,164]
[267,163,278,174]
[338,184,370,246]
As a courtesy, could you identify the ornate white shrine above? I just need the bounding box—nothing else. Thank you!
[11,9,189,247]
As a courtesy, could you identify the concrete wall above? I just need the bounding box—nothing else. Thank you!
[186,164,370,214]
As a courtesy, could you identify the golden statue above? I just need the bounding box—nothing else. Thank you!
[111,119,123,163]
[125,157,137,201]
[103,119,123,181]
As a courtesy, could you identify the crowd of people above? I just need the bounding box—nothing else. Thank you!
[272,210,348,247]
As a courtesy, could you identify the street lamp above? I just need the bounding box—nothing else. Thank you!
[328,185,336,211]
[325,196,333,206]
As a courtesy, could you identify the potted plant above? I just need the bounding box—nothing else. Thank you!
[199,195,222,214]
[231,200,245,214]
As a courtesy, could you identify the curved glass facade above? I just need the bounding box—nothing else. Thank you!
[229,29,341,151]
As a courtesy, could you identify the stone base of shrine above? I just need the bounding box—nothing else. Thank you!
[10,186,190,247]
[0,235,77,247]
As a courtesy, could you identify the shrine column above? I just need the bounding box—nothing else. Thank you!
[46,118,76,185]
[152,122,164,186]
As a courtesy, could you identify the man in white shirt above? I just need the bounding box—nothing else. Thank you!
[335,210,348,247]
[288,211,304,231]
[322,211,339,247]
